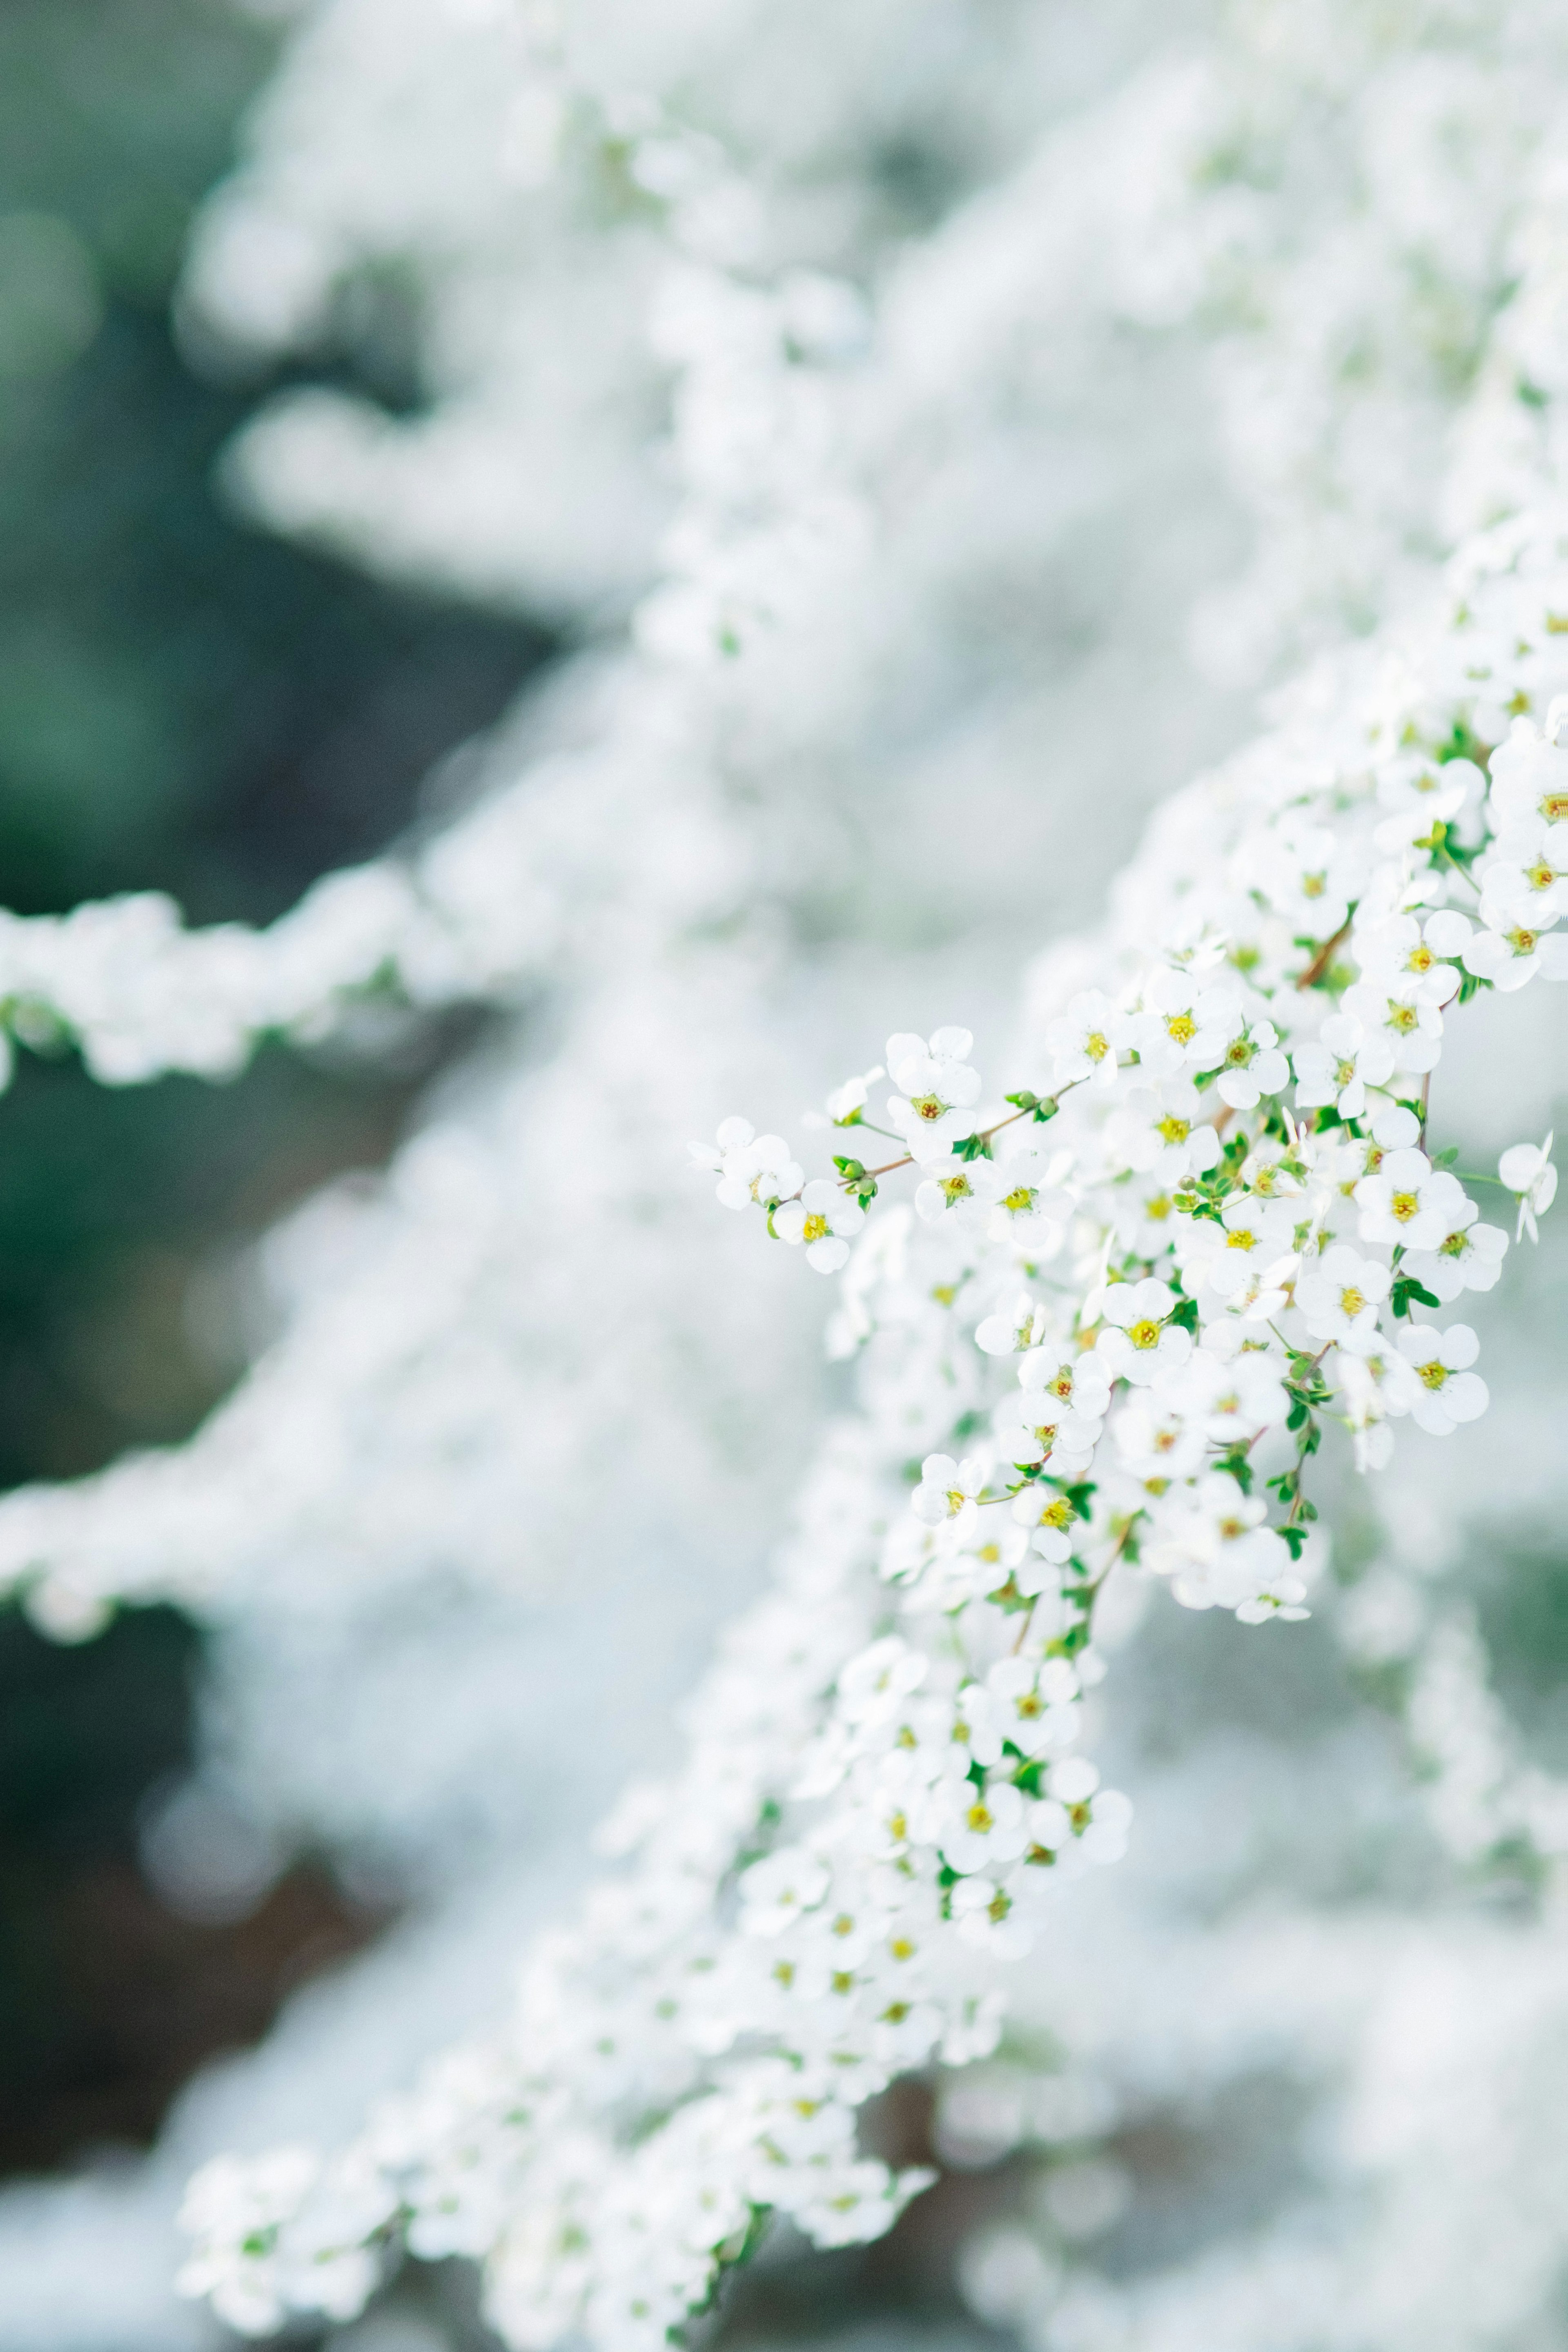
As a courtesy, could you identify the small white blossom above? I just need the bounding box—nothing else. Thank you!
[1291,1013,1396,1118]
[1295,1243,1391,1350]
[1499,1131,1558,1241]
[911,1454,988,1537]
[1354,1148,1469,1252]
[1044,991,1128,1091]
[886,1027,983,1159]
[1391,1323,1489,1437]
[1096,1279,1193,1385]
[774,1177,862,1270]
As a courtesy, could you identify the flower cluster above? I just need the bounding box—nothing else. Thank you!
[174,494,1565,2347]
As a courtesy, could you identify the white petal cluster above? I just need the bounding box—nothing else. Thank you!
[7,0,1568,2342]
[171,491,1568,2352]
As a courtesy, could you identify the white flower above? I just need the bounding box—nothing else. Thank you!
[1096,1279,1193,1385]
[1169,1344,1291,1441]
[911,1454,987,1536]
[1207,1013,1290,1110]
[1018,1343,1111,1421]
[1499,1131,1557,1241]
[935,1777,1028,1874]
[774,1177,862,1270]
[978,1153,1073,1252]
[914,1162,990,1228]
[1400,1200,1508,1300]
[1486,719,1568,832]
[1291,1013,1396,1118]
[1391,1323,1489,1436]
[738,1847,831,1936]
[1354,1148,1469,1252]
[991,1388,1100,1473]
[1354,913,1466,1009]
[1044,991,1128,1091]
[984,1655,1079,1759]
[885,1026,982,1158]
[1184,1194,1298,1309]
[974,1292,1046,1356]
[1009,1483,1085,1564]
[1129,970,1241,1080]
[1479,817,1568,925]
[1143,1473,1296,1614]
[693,1116,805,1211]
[1113,1392,1207,1481]
[1106,1082,1223,1183]
[820,1065,884,1125]
[949,1875,1033,1957]
[1374,751,1479,838]
[1295,1243,1391,1350]
[1340,978,1444,1073]
[1459,913,1568,992]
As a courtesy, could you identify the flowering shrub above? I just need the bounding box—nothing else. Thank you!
[172,506,1565,2339]
[4,3,1568,2349]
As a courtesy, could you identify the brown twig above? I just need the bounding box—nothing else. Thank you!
[1295,917,1353,991]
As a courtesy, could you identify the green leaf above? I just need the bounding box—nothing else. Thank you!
[1391,1273,1440,1318]
[1215,1448,1254,1494]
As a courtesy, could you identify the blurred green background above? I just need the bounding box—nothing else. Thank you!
[0,0,545,2172]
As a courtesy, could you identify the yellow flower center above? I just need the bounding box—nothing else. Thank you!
[1225,1228,1256,1250]
[1387,1002,1419,1034]
[1165,1011,1196,1044]
[1542,791,1568,821]
[1225,1038,1252,1065]
[1336,1059,1356,1087]
[1002,1186,1035,1212]
[1146,1192,1172,1221]
[1390,1190,1421,1223]
[1508,928,1539,955]
[1085,1030,1109,1062]
[1407,945,1434,973]
[1438,1230,1466,1258]
[1128,1317,1163,1349]
[1527,862,1555,892]
[966,1801,994,1834]
[1416,1358,1448,1391]
[1340,1285,1366,1318]
[1302,872,1327,899]
[889,1936,915,1961]
[802,1213,829,1242]
[911,1093,946,1122]
[1157,1115,1190,1145]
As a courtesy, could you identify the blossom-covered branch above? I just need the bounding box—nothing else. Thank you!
[176,498,1563,2348]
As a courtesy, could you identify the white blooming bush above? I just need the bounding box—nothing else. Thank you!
[7,2,1568,2348]
[171,508,1565,2341]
